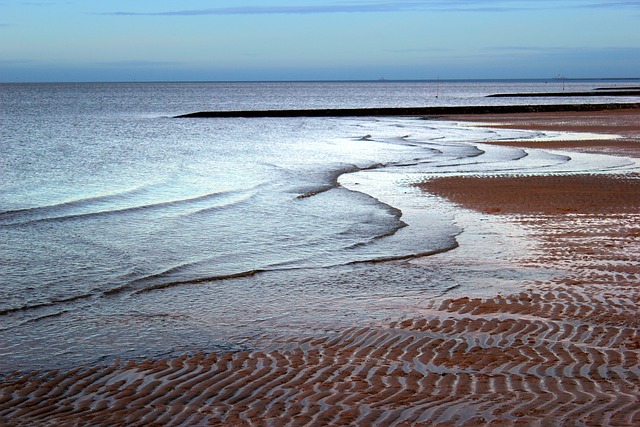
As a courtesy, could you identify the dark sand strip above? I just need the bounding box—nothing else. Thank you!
[419,174,640,215]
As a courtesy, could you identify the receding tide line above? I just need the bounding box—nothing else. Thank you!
[174,102,640,118]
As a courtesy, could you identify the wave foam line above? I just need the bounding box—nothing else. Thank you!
[296,162,383,199]
[0,188,255,227]
[109,242,461,297]
[0,184,154,217]
[0,293,93,317]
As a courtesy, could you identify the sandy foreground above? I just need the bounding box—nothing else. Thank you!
[1,109,639,426]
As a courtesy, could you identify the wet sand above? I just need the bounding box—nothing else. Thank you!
[442,108,640,157]
[1,110,639,426]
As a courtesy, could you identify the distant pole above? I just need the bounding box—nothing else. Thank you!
[557,74,565,91]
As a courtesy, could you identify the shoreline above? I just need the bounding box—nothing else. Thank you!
[440,108,640,158]
[2,108,639,425]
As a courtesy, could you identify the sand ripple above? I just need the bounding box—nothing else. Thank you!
[1,211,638,426]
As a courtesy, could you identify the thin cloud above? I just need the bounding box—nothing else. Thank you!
[99,1,640,18]
[488,45,640,52]
[21,1,57,5]
[579,0,640,8]
[389,47,454,53]
[487,46,571,53]
[578,0,640,17]
[105,3,433,16]
[102,1,542,17]
[0,59,35,64]
[483,46,640,61]
[98,60,184,67]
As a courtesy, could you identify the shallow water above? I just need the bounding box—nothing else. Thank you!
[1,80,639,371]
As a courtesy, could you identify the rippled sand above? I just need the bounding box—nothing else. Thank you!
[1,109,639,426]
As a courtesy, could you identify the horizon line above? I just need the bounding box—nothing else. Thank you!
[4,77,640,85]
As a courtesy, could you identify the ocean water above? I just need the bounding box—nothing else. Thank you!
[1,80,639,371]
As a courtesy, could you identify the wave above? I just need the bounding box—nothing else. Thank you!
[509,147,529,161]
[0,186,262,227]
[296,185,333,199]
[97,201,454,299]
[0,293,93,317]
[294,162,382,199]
[0,293,94,328]
[429,146,573,175]
[183,195,256,217]
[131,269,265,295]
[0,184,150,218]
[120,242,462,298]
[344,240,460,265]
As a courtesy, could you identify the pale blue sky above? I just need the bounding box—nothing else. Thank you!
[1,0,639,82]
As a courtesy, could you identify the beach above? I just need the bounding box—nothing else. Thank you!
[1,108,639,426]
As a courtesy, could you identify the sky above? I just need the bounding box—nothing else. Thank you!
[1,0,639,82]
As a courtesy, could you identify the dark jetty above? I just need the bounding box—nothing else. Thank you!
[595,86,640,91]
[487,90,640,98]
[175,103,640,119]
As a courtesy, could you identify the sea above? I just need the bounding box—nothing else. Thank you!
[2,79,639,372]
